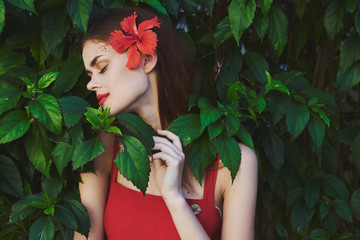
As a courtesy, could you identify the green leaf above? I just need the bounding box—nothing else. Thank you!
[38,72,59,89]
[294,0,307,18]
[324,0,344,39]
[308,114,325,149]
[117,113,156,153]
[41,174,63,199]
[29,216,54,240]
[41,7,67,54]
[253,11,269,41]
[286,101,310,140]
[268,6,288,56]
[198,98,223,131]
[339,34,360,73]
[320,201,330,219]
[207,122,223,140]
[237,122,254,150]
[268,92,290,124]
[72,137,104,170]
[66,0,93,32]
[321,174,349,200]
[225,114,240,137]
[336,61,360,92]
[214,17,233,49]
[224,47,243,77]
[0,87,21,116]
[290,201,315,229]
[262,128,284,172]
[143,0,167,15]
[10,194,42,222]
[162,0,179,16]
[0,51,26,75]
[25,123,52,178]
[8,0,37,14]
[286,187,303,208]
[84,108,102,129]
[216,132,241,180]
[333,199,352,222]
[188,133,217,183]
[30,39,46,69]
[0,0,5,35]
[309,228,331,240]
[259,0,273,15]
[322,142,338,174]
[0,110,31,144]
[352,134,360,170]
[115,135,150,194]
[268,80,290,95]
[167,114,202,146]
[291,21,307,57]
[350,189,360,216]
[29,94,62,135]
[52,60,84,97]
[0,155,23,197]
[345,0,356,12]
[274,223,288,238]
[54,204,78,230]
[64,200,90,237]
[70,124,84,149]
[355,10,360,35]
[228,0,256,44]
[52,142,73,176]
[336,125,360,145]
[59,96,90,127]
[244,52,269,83]
[105,126,122,135]
[304,176,320,209]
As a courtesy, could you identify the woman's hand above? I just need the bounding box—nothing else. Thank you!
[151,129,185,201]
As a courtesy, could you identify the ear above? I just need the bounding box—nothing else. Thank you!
[143,53,158,74]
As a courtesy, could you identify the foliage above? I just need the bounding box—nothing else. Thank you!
[0,0,359,239]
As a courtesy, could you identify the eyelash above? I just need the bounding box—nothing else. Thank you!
[99,65,107,74]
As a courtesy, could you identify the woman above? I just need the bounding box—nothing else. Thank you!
[74,7,258,240]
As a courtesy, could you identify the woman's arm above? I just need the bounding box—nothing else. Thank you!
[152,130,210,239]
[221,144,258,240]
[73,132,115,240]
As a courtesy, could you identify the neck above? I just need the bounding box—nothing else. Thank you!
[132,71,161,130]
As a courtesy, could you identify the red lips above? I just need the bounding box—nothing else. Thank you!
[97,93,109,106]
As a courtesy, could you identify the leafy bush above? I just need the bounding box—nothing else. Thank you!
[0,0,360,239]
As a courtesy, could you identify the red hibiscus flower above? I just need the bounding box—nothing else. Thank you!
[108,11,161,70]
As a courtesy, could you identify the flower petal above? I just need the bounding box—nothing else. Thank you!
[126,45,141,70]
[109,30,137,53]
[138,16,161,33]
[137,30,158,55]
[121,12,139,37]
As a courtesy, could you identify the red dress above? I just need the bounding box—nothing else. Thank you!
[104,143,222,239]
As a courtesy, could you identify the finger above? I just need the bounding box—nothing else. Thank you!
[153,142,182,160]
[152,152,182,167]
[157,129,182,150]
[153,136,182,155]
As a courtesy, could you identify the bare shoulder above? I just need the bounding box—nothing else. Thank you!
[216,143,258,239]
[217,143,258,194]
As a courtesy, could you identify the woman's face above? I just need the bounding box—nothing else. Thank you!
[82,40,152,116]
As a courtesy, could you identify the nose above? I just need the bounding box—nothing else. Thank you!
[87,76,101,92]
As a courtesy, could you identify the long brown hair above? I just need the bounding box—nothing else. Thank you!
[82,8,197,190]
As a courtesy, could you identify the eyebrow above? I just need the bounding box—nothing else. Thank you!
[85,55,103,74]
[90,55,103,67]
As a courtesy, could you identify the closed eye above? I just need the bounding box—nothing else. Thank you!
[99,65,108,74]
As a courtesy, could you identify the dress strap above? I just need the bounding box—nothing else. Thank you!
[110,138,121,182]
[203,155,220,203]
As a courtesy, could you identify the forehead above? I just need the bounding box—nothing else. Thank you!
[82,40,111,66]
